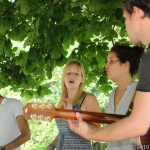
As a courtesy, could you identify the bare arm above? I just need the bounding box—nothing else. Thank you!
[82,93,101,127]
[63,93,101,127]
[5,115,31,150]
[68,91,150,141]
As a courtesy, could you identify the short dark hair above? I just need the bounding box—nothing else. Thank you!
[111,44,144,77]
[122,0,150,18]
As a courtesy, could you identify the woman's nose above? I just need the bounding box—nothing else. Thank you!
[105,62,109,68]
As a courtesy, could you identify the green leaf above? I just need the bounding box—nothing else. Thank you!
[0,19,6,35]
[120,27,126,37]
[37,85,51,97]
[3,39,13,57]
[51,44,62,59]
[20,0,30,15]
[25,59,37,73]
[28,48,37,60]
[15,51,28,66]
[21,90,33,99]
[23,67,29,76]
[0,40,4,55]
[89,0,104,12]
[4,20,12,31]
[46,64,53,79]
[8,23,28,41]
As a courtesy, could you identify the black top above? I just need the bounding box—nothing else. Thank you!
[136,44,150,92]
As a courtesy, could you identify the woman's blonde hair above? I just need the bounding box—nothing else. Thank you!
[58,60,85,108]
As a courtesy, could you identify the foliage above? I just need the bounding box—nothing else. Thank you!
[0,0,130,98]
[92,141,107,150]
[22,120,58,150]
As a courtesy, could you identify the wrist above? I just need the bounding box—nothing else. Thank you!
[0,146,5,150]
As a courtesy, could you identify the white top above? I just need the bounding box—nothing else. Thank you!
[0,97,23,150]
[105,81,137,150]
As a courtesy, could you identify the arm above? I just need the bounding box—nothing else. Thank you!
[82,93,101,127]
[63,94,101,127]
[5,115,31,150]
[68,91,150,141]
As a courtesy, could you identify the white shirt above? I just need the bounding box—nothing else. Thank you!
[0,97,23,150]
[105,81,137,150]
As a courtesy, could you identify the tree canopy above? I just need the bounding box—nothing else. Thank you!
[0,0,130,98]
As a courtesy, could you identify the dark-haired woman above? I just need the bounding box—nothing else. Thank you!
[105,44,144,150]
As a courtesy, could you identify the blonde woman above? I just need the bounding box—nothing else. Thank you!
[47,60,101,150]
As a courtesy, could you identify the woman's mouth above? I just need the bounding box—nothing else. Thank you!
[69,81,74,83]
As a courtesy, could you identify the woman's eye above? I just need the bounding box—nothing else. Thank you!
[106,60,112,63]
[74,73,79,76]
[66,72,79,76]
[67,72,71,75]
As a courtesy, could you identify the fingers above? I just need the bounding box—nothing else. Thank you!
[68,119,78,132]
[68,119,74,128]
[67,112,82,130]
[76,112,83,122]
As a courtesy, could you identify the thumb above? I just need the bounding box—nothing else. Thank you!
[76,112,83,122]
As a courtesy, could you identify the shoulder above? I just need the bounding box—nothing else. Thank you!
[3,97,24,117]
[5,97,23,105]
[128,81,137,89]
[85,92,96,97]
[84,93,97,102]
[82,92,100,112]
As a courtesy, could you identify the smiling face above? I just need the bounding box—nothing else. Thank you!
[63,64,84,90]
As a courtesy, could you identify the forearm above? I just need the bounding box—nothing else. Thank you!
[88,117,134,141]
[5,132,31,150]
[87,113,148,142]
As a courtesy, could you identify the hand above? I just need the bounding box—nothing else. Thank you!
[62,98,73,110]
[68,112,98,140]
